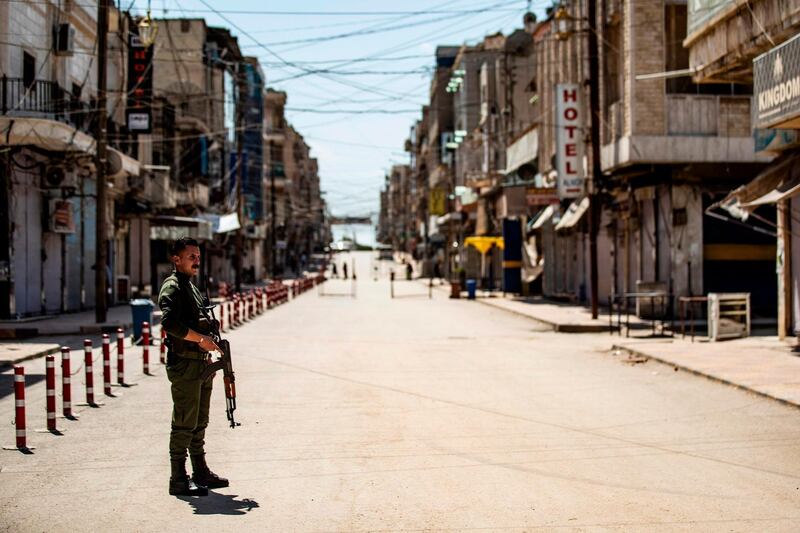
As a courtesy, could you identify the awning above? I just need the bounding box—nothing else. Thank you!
[107,148,141,179]
[0,116,95,153]
[504,126,538,176]
[464,236,504,255]
[150,215,213,241]
[197,212,241,234]
[529,204,556,231]
[716,153,800,220]
[436,212,461,225]
[555,197,590,231]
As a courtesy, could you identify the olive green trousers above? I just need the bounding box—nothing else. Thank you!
[167,357,213,460]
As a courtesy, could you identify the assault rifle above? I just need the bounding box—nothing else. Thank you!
[199,286,240,428]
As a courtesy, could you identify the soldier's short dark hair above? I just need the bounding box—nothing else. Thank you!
[170,237,200,256]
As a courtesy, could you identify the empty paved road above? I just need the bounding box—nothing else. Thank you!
[1,251,799,532]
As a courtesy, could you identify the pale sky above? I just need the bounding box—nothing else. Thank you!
[134,0,549,218]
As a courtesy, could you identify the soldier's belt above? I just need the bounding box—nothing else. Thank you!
[175,352,208,361]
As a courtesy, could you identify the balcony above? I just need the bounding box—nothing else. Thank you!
[667,95,752,137]
[1,76,91,132]
[601,95,770,172]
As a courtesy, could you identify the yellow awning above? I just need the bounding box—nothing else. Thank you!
[464,236,504,255]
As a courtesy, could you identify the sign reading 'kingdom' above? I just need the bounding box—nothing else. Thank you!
[754,33,800,130]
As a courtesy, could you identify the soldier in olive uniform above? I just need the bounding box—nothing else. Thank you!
[159,237,229,496]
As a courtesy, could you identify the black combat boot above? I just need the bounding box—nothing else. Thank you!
[169,457,209,496]
[191,454,229,489]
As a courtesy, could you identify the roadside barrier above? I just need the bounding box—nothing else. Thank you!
[46,355,56,431]
[102,334,112,396]
[142,322,150,375]
[83,339,95,406]
[14,366,26,449]
[61,347,72,418]
[116,328,125,385]
[160,328,167,364]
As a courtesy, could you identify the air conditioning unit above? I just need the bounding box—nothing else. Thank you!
[41,165,79,191]
[53,23,75,56]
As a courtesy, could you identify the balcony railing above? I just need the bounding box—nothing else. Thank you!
[667,95,752,137]
[0,76,92,131]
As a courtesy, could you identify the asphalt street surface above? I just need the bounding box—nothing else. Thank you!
[1,251,799,532]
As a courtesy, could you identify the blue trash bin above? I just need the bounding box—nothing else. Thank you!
[466,279,477,300]
[130,299,155,342]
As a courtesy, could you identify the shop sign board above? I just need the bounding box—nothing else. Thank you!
[754,33,800,129]
[554,84,584,198]
[526,187,559,206]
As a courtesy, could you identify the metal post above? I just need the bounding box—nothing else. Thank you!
[102,334,112,395]
[61,347,72,418]
[587,0,602,320]
[95,0,109,323]
[14,366,26,448]
[116,327,125,385]
[142,321,150,375]
[46,355,56,431]
[84,339,95,406]
[234,67,245,293]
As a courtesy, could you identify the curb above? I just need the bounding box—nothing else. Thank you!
[612,344,800,410]
[0,344,61,369]
[475,296,618,333]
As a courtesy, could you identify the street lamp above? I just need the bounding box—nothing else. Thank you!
[138,1,158,47]
[553,5,574,41]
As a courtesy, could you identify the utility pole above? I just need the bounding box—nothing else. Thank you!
[95,0,109,323]
[587,0,602,319]
[269,141,276,276]
[234,66,245,292]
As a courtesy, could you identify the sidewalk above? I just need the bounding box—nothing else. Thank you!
[439,282,800,408]
[0,305,143,368]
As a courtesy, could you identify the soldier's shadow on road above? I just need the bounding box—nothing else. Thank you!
[178,492,259,515]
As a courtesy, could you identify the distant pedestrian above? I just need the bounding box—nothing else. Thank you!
[343,261,349,280]
[159,237,229,497]
[331,262,338,278]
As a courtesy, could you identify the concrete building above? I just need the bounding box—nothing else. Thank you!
[684,0,800,337]
[263,89,329,275]
[0,2,144,317]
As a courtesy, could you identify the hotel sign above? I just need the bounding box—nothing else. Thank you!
[126,33,154,133]
[754,33,800,129]
[554,84,584,199]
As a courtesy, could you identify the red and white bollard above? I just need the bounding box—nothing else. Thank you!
[14,366,27,448]
[84,339,95,406]
[102,334,112,396]
[46,355,56,431]
[232,297,238,327]
[142,322,150,375]
[160,328,167,364]
[61,346,72,418]
[116,328,125,385]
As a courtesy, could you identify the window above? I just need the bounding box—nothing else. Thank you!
[23,52,35,88]
[181,19,191,32]
[664,5,751,95]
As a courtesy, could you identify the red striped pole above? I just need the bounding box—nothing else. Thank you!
[46,355,56,431]
[14,366,26,448]
[84,339,95,406]
[61,346,72,418]
[160,328,166,364]
[102,334,112,396]
[142,322,150,375]
[116,328,125,385]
